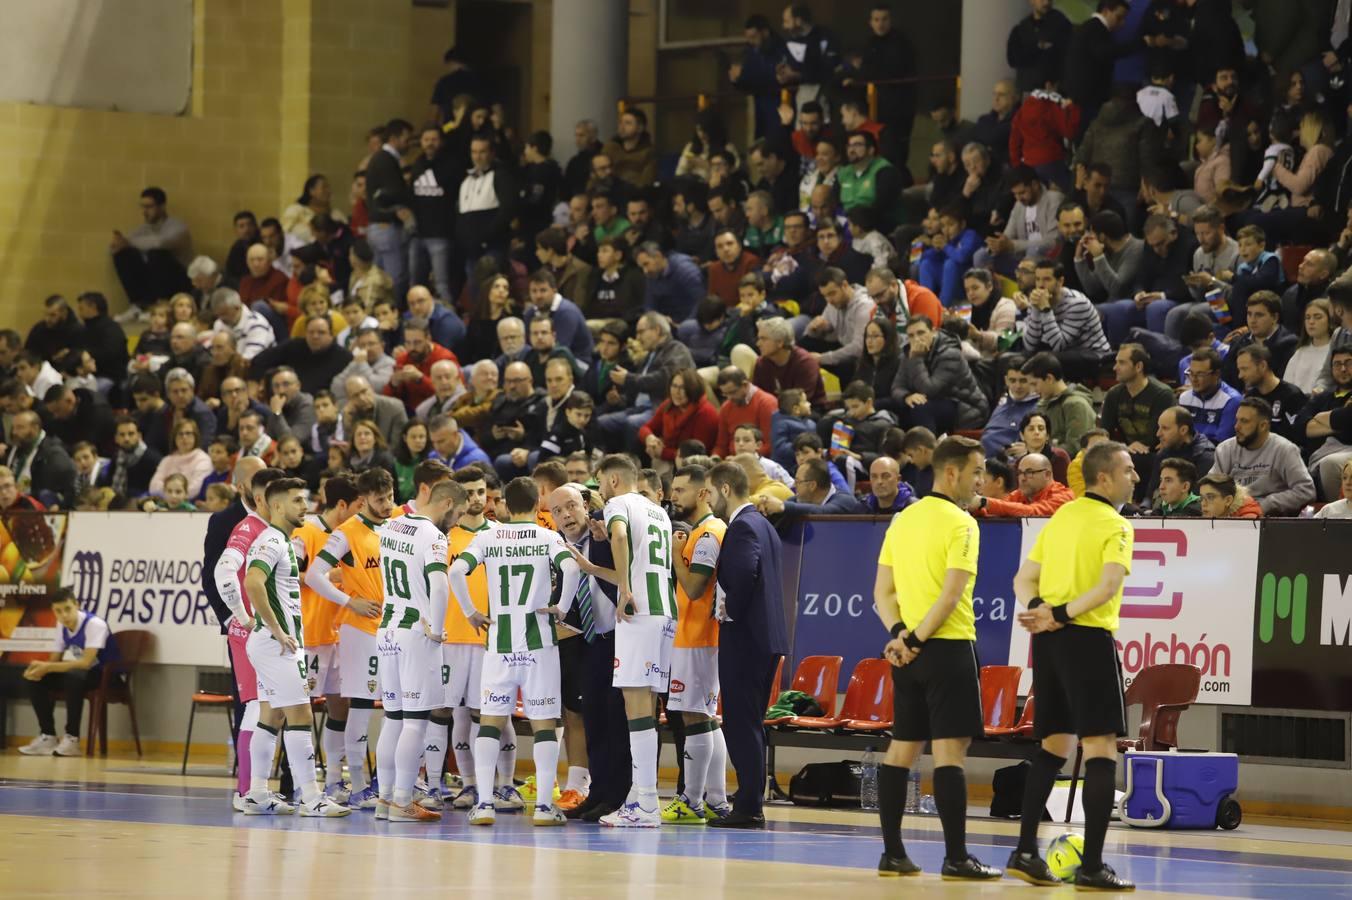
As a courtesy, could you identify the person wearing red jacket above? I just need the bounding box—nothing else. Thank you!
[972,453,1073,517]
[1009,81,1081,193]
[638,369,720,464]
[383,317,458,413]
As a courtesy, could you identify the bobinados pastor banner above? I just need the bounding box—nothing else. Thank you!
[61,512,224,665]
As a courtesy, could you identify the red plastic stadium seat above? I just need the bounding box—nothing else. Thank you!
[979,665,1022,736]
[787,658,894,731]
[766,655,841,726]
[765,657,785,714]
[988,690,1036,739]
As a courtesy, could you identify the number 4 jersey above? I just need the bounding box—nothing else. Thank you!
[457,522,572,653]
[376,514,449,631]
[603,492,678,619]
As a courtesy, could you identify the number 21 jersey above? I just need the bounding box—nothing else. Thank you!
[603,492,678,619]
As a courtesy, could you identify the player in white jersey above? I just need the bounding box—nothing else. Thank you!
[242,477,349,818]
[372,479,464,823]
[449,476,581,828]
[588,454,678,828]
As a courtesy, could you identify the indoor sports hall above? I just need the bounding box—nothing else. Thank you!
[3,1,1352,897]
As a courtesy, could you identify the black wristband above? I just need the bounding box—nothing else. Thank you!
[1052,604,1072,625]
[1027,596,1045,609]
[889,622,905,640]
[903,632,924,652]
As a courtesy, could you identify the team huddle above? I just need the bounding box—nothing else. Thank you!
[211,452,725,828]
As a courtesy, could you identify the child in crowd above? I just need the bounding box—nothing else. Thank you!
[847,207,895,271]
[732,423,793,485]
[70,441,108,496]
[1254,111,1296,210]
[337,295,377,348]
[1221,224,1285,326]
[792,432,850,493]
[1067,428,1110,497]
[202,482,237,513]
[898,426,936,498]
[143,474,196,512]
[539,391,599,458]
[771,388,817,472]
[199,435,236,500]
[372,298,402,355]
[310,390,344,454]
[132,301,173,359]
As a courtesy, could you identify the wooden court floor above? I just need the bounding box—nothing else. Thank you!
[2,752,1351,899]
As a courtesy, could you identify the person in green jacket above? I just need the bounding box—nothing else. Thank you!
[1022,352,1097,454]
[837,131,903,230]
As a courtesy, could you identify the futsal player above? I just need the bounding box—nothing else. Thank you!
[591,454,678,828]
[242,477,349,817]
[304,468,394,808]
[661,465,731,824]
[1007,440,1137,892]
[449,476,581,827]
[292,473,360,802]
[373,479,463,822]
[872,436,1001,881]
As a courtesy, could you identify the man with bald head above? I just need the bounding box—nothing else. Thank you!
[405,285,465,352]
[547,484,630,821]
[414,358,466,420]
[250,313,353,396]
[238,242,289,326]
[342,373,407,446]
[484,362,547,478]
[5,409,77,507]
[971,452,1073,517]
[864,456,915,513]
[1281,248,1338,332]
[427,413,490,469]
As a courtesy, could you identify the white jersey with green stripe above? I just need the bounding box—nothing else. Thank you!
[377,514,448,630]
[603,492,678,618]
[459,521,572,653]
[247,525,304,644]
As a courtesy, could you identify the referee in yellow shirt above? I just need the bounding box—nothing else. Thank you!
[1007,440,1137,893]
[872,436,1000,882]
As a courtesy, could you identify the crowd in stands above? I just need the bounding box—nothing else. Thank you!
[6,0,1352,524]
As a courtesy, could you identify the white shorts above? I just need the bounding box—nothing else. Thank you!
[305,643,341,698]
[377,627,442,714]
[443,642,484,709]
[613,616,675,692]
[338,625,381,702]
[667,646,719,715]
[246,629,310,709]
[480,647,561,720]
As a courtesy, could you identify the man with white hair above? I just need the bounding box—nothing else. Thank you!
[415,359,466,421]
[493,316,528,371]
[188,256,222,307]
[211,288,276,360]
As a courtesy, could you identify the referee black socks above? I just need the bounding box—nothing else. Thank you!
[878,764,909,858]
[932,765,969,862]
[1017,749,1067,854]
[1080,757,1116,869]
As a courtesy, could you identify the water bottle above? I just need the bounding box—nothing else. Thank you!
[859,749,879,811]
[905,769,921,814]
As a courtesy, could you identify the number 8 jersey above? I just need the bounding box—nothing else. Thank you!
[458,522,573,653]
[603,492,678,619]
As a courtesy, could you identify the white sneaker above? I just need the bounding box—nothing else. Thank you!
[600,800,661,828]
[415,785,443,809]
[54,735,81,756]
[232,792,247,812]
[374,798,390,821]
[299,796,352,818]
[469,802,496,826]
[324,784,352,805]
[348,785,380,809]
[532,803,566,827]
[493,784,524,811]
[242,791,294,815]
[18,734,58,756]
[451,785,479,809]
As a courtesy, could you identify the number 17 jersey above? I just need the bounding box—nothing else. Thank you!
[459,522,572,653]
[603,492,678,619]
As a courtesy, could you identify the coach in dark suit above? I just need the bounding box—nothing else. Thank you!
[707,461,789,829]
[1063,0,1132,125]
[756,456,866,520]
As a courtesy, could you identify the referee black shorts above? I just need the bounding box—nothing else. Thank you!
[1031,625,1127,740]
[559,634,586,715]
[891,638,984,743]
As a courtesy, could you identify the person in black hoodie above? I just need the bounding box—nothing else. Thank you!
[364,118,415,297]
[519,131,562,248]
[25,296,84,363]
[74,292,128,382]
[455,136,518,278]
[539,390,600,459]
[1007,0,1074,94]
[408,125,459,304]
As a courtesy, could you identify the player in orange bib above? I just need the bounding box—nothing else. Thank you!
[661,465,730,824]
[304,468,395,808]
[293,474,361,802]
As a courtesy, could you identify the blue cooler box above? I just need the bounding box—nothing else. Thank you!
[1119,750,1241,830]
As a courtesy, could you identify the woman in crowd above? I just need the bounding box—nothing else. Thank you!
[1198,472,1263,518]
[637,369,720,467]
[346,419,397,477]
[854,319,901,412]
[277,435,320,491]
[148,419,212,501]
[464,273,517,363]
[393,419,431,502]
[1285,297,1335,395]
[1005,411,1071,485]
[959,268,1020,357]
[675,111,739,182]
[289,283,348,338]
[282,174,346,243]
[1315,459,1352,519]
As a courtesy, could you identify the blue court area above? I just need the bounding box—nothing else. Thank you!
[2,777,1350,898]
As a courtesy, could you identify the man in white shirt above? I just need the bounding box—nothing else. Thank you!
[18,589,114,757]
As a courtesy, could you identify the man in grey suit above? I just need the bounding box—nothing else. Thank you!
[706,461,789,829]
[342,374,408,447]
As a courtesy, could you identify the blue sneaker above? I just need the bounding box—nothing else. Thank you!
[349,786,381,809]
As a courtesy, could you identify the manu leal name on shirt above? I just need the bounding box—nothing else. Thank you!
[379,535,416,555]
[481,542,552,559]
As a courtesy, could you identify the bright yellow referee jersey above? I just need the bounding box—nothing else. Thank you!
[1028,495,1133,632]
[877,494,978,641]
[445,521,491,644]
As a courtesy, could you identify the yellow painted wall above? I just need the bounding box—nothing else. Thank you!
[0,0,456,334]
